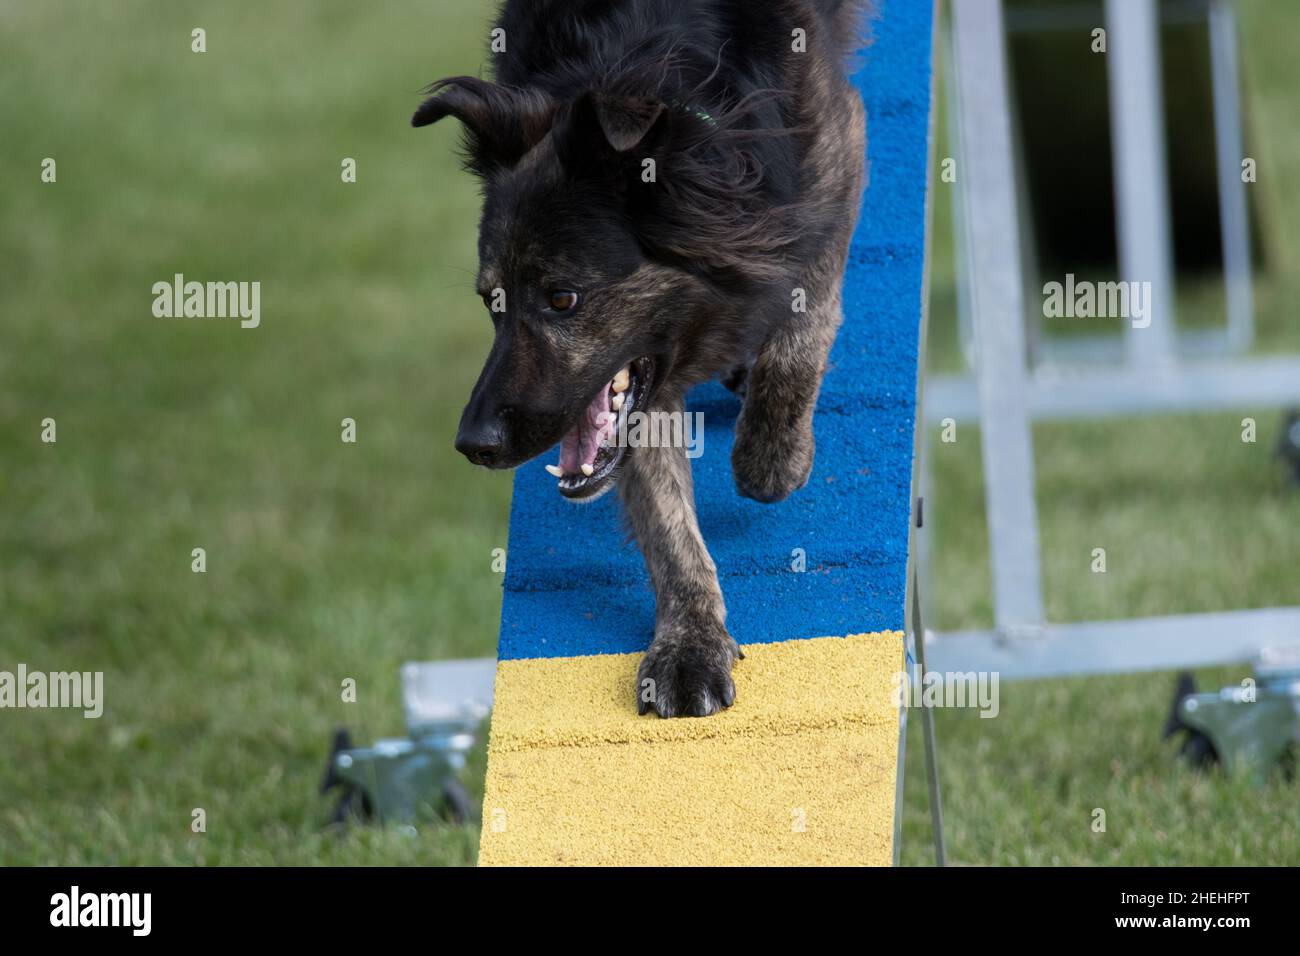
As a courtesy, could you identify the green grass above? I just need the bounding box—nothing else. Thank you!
[0,0,506,865]
[1,1,1297,866]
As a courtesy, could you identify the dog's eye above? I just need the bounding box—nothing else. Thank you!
[547,290,580,313]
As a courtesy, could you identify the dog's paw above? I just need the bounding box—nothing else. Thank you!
[732,411,814,504]
[637,622,741,718]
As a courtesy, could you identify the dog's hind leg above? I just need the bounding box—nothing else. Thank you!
[619,395,741,718]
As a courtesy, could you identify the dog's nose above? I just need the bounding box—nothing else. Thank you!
[455,420,505,467]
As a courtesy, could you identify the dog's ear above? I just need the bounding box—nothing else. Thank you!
[588,93,668,153]
[560,92,669,168]
[412,76,557,174]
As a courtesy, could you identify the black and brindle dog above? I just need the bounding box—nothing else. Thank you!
[415,0,868,718]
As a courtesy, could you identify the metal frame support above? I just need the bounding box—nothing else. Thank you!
[1106,0,1178,367]
[927,354,1300,424]
[928,607,1300,680]
[1209,0,1254,352]
[951,0,1046,636]
[988,0,1255,365]
[912,568,947,866]
[897,0,946,866]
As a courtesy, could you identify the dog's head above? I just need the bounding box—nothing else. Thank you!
[413,77,755,499]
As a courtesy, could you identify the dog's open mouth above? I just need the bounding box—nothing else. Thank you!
[545,357,654,499]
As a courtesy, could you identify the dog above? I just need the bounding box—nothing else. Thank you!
[414,0,868,717]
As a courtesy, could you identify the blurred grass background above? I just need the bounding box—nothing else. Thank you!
[0,0,1296,865]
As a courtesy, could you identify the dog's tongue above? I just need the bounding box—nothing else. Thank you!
[559,383,613,474]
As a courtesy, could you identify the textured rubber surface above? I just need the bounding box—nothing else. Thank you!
[479,633,903,866]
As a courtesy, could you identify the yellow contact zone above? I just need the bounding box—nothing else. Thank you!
[478,631,904,867]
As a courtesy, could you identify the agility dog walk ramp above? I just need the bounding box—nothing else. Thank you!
[478,0,935,866]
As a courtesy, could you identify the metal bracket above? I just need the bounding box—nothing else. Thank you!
[1173,646,1300,782]
[323,658,496,825]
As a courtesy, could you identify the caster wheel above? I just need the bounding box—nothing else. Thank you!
[321,727,373,825]
[1163,672,1218,767]
[330,785,373,825]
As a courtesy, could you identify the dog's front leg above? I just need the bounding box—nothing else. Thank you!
[620,397,740,718]
[731,285,842,503]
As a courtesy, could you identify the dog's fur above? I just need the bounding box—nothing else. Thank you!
[415,0,869,717]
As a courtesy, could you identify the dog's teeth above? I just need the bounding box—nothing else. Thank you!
[612,367,630,393]
[611,392,625,411]
[545,464,563,478]
[580,463,594,477]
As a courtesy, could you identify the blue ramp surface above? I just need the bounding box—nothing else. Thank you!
[497,0,931,661]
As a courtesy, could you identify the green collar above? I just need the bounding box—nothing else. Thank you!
[672,99,717,127]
